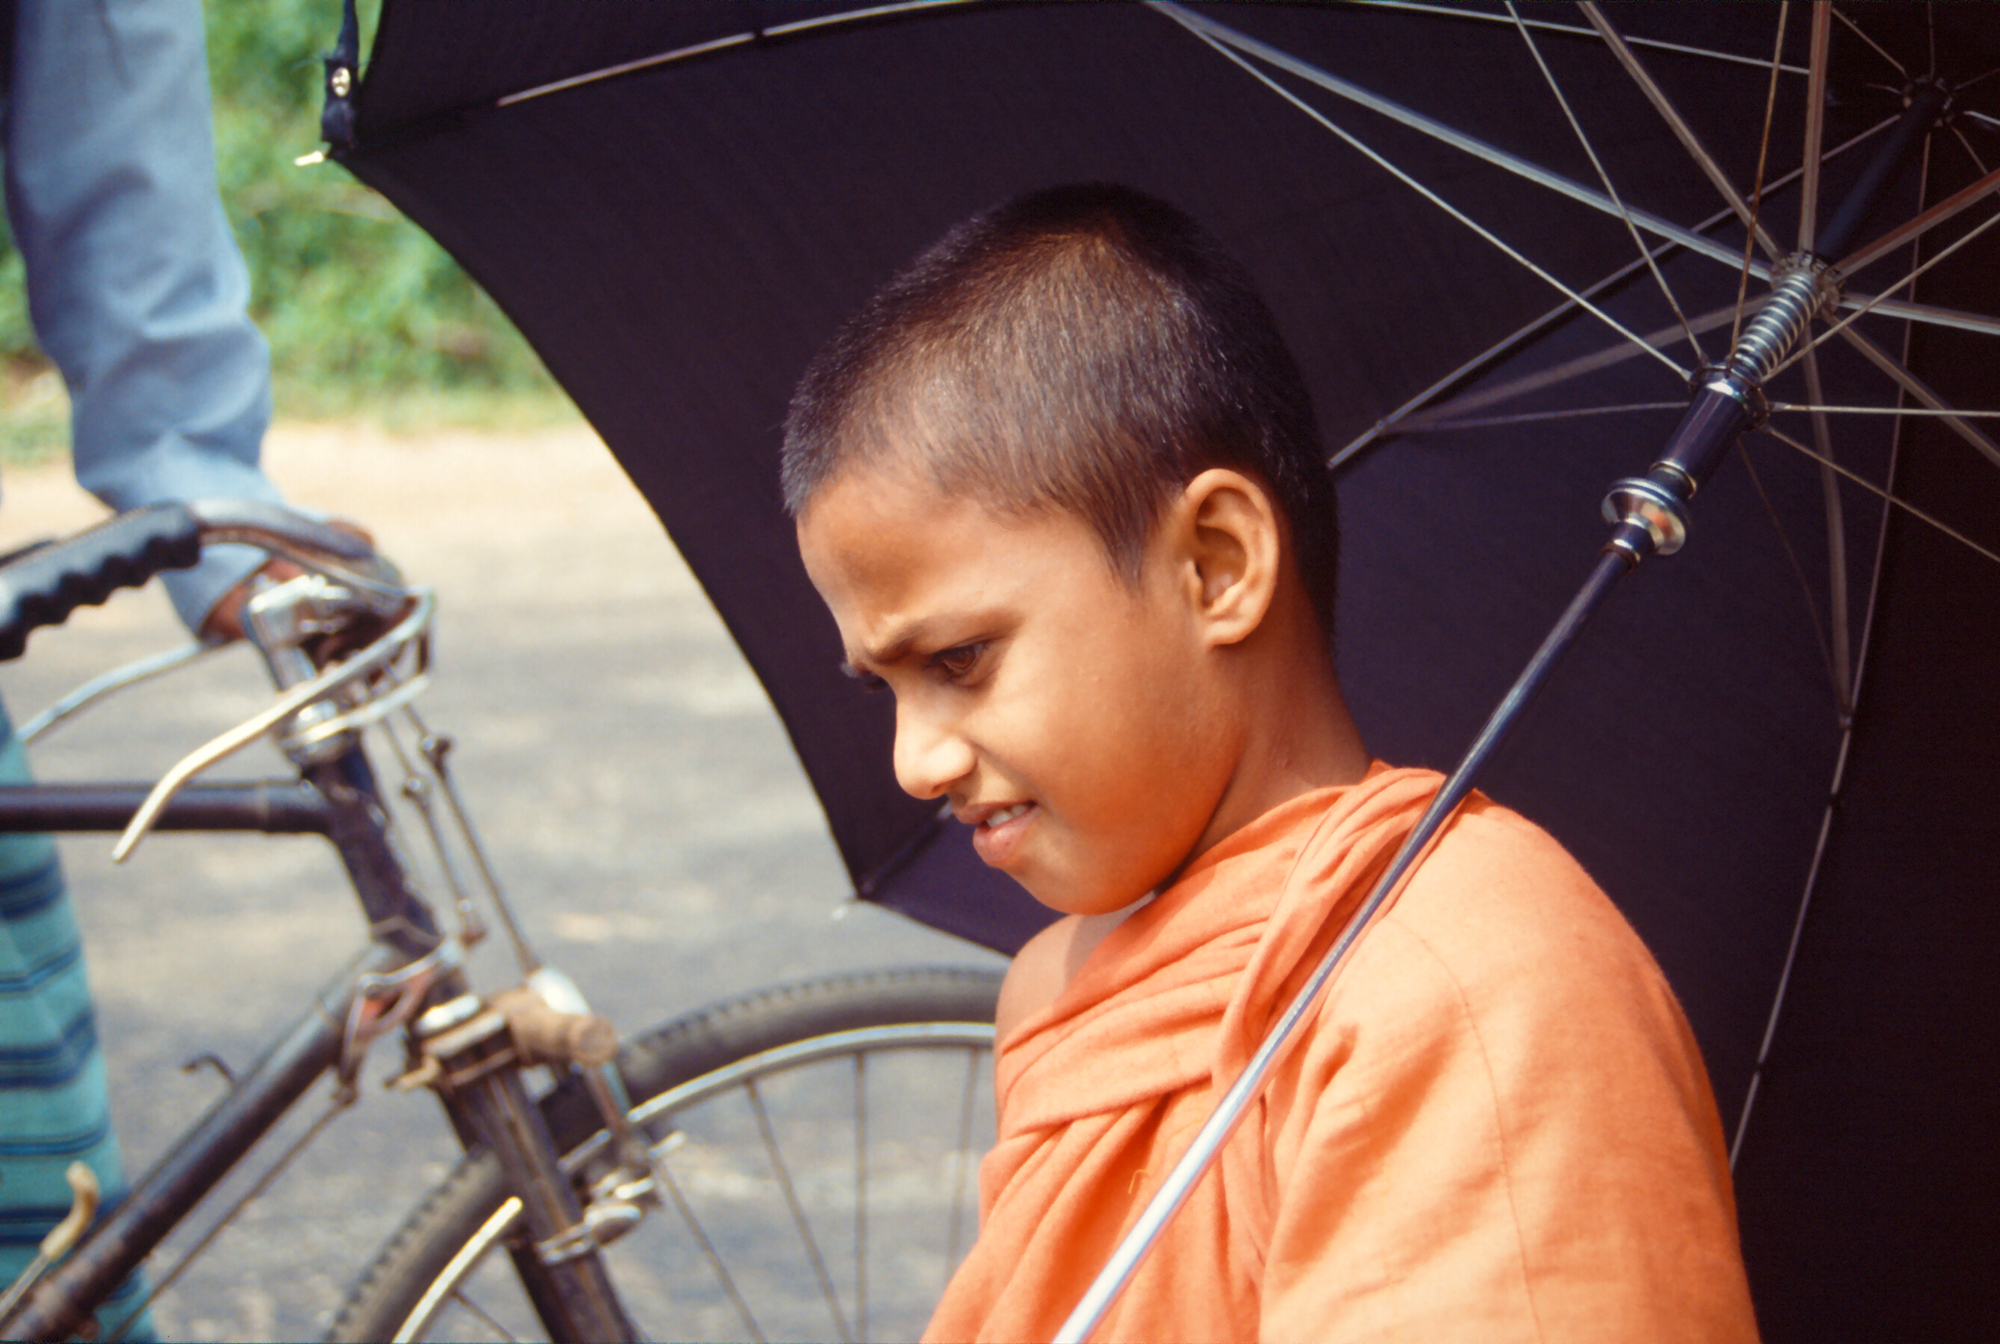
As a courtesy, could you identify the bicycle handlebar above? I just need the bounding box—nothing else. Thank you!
[184,499,375,564]
[0,501,381,663]
[0,505,202,662]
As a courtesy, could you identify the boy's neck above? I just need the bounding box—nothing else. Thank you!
[1187,584,1371,876]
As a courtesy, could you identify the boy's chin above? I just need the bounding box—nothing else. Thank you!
[1014,872,1154,920]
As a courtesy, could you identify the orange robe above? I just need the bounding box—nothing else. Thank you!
[926,764,1759,1343]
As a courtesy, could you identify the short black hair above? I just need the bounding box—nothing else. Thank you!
[782,182,1338,641]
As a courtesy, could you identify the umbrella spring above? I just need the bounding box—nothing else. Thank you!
[1727,259,1829,388]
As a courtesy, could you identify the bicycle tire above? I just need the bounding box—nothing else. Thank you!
[327,966,1003,1344]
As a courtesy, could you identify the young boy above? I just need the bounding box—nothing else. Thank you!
[785,184,1759,1342]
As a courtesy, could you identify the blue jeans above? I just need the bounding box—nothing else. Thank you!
[3,0,283,631]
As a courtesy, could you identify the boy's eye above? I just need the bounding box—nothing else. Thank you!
[930,643,985,681]
[842,661,890,694]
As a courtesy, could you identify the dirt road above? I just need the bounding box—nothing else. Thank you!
[0,421,1001,1340]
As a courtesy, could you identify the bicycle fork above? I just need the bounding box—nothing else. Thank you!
[402,987,644,1342]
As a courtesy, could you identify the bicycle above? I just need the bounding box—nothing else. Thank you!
[0,500,1001,1343]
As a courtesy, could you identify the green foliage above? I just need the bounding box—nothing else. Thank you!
[206,0,561,413]
[0,0,566,435]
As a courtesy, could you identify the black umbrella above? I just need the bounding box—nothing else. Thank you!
[324,3,2000,1335]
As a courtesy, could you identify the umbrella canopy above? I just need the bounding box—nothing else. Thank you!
[328,3,2000,1335]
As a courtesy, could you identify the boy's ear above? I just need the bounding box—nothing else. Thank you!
[1175,468,1280,648]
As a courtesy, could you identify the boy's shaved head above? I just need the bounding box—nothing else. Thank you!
[782,183,1339,641]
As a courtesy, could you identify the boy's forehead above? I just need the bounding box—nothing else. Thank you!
[797,463,1112,659]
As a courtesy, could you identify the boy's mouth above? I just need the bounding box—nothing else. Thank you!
[969,801,1036,867]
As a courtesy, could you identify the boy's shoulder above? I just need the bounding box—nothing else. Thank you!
[995,903,1145,1042]
[1380,796,1659,987]
[1322,794,1695,1082]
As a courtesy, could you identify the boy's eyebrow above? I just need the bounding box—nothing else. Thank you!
[841,626,922,677]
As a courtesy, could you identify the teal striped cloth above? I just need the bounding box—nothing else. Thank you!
[0,709,153,1340]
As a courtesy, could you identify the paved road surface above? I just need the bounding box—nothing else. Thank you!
[0,422,1005,1341]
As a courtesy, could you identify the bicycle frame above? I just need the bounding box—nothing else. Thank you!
[0,543,643,1341]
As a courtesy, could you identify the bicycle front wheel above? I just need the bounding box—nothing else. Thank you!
[328,966,1003,1344]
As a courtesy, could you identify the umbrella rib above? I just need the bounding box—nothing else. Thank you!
[1952,124,1991,177]
[1755,422,2000,568]
[1579,2,1785,263]
[1797,3,1832,255]
[1728,4,1791,352]
[1335,114,1898,466]
[1734,133,1932,1175]
[1728,769,1842,1172]
[1330,251,1687,468]
[1155,4,1768,281]
[1394,403,1688,432]
[1832,3,1908,79]
[492,0,979,107]
[1832,164,2000,278]
[1401,301,1750,429]
[1735,437,1842,704]
[1156,4,1688,382]
[1797,350,1854,713]
[1835,293,2000,339]
[1345,1,1810,75]
[1505,2,1707,363]
[1770,404,2000,417]
[1771,204,2000,378]
[1833,324,2000,470]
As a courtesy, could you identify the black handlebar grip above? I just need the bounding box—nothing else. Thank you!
[0,504,202,662]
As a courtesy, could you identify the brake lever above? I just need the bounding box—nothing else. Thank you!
[110,587,435,862]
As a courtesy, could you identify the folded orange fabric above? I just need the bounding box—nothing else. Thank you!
[926,764,1759,1343]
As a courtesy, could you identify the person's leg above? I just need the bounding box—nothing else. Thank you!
[0,705,152,1340]
[4,0,281,632]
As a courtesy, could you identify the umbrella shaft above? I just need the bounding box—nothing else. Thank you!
[1817,78,1951,264]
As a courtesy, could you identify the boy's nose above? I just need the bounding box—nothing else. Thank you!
[893,700,976,800]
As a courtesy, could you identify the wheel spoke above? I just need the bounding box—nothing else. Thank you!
[1506,2,1707,362]
[1798,3,1833,254]
[853,1052,869,1344]
[745,1079,853,1344]
[331,974,1005,1344]
[657,1160,769,1344]
[448,1287,524,1344]
[943,1046,983,1287]
[1579,2,1784,263]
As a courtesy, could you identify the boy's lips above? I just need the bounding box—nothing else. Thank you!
[964,800,1037,867]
